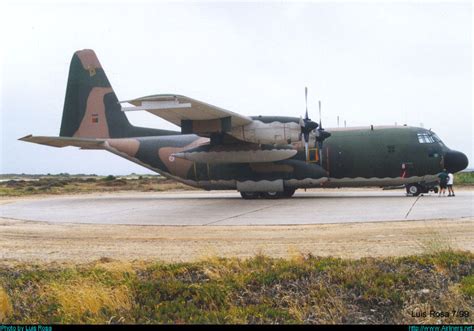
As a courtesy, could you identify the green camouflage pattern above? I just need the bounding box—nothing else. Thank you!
[21,50,469,195]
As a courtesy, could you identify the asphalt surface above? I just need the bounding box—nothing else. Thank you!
[1,190,472,225]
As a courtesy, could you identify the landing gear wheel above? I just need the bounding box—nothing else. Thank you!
[281,189,296,198]
[240,192,259,200]
[406,184,421,196]
[263,191,280,199]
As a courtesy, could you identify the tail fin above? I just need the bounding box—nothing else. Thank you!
[60,49,177,138]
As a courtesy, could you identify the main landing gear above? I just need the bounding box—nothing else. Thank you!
[240,189,296,199]
[405,183,438,196]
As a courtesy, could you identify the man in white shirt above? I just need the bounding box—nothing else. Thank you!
[447,173,455,197]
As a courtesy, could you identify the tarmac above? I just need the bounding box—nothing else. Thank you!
[1,189,472,225]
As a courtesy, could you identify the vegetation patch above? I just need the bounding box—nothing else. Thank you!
[44,280,132,324]
[0,287,13,322]
[1,171,472,197]
[0,174,196,197]
[455,171,474,186]
[460,275,474,297]
[0,251,472,324]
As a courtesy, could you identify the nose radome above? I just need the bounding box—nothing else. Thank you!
[444,150,469,173]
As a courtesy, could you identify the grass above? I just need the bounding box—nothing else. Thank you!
[0,175,196,197]
[0,287,13,322]
[460,275,474,297]
[455,171,474,186]
[0,251,472,324]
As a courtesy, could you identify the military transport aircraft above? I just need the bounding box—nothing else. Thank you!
[20,50,469,199]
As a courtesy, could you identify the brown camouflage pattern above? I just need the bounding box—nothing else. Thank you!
[158,137,208,178]
[73,87,113,138]
[19,49,469,194]
[77,50,102,70]
[107,138,140,157]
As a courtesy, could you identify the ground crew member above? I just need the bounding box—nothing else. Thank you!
[447,172,455,197]
[438,169,449,197]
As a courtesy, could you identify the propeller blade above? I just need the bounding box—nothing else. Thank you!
[305,87,308,120]
[305,141,309,161]
[318,100,322,129]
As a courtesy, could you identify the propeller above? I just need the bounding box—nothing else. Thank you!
[315,100,331,162]
[300,87,319,160]
[316,100,331,144]
[300,87,318,141]
[300,87,332,163]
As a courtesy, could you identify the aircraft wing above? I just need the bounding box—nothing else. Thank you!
[19,135,106,149]
[120,94,253,134]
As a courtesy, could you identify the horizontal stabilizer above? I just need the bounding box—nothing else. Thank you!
[173,149,297,164]
[19,135,106,149]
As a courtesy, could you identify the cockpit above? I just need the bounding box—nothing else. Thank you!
[417,131,444,146]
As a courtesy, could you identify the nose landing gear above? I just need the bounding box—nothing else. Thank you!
[405,183,438,196]
[406,184,421,196]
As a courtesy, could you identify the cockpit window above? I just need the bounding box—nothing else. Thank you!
[417,133,435,144]
[417,132,445,145]
[431,133,442,143]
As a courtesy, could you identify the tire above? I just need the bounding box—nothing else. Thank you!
[240,192,259,199]
[263,191,280,199]
[281,189,296,198]
[407,184,421,196]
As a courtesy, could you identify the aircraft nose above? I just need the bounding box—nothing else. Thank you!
[444,150,469,173]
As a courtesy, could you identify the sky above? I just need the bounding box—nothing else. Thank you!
[0,0,472,175]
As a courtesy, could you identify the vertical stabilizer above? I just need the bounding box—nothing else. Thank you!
[60,49,177,138]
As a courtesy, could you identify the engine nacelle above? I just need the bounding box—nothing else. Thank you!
[230,120,302,145]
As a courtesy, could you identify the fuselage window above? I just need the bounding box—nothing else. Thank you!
[417,133,435,144]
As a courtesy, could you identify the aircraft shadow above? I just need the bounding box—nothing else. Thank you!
[89,194,438,202]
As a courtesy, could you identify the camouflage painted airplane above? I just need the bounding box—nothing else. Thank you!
[20,49,469,198]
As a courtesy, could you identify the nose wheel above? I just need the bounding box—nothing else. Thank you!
[406,184,421,196]
[405,183,438,196]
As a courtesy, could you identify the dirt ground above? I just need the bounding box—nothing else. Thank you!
[0,210,472,264]
[1,188,473,264]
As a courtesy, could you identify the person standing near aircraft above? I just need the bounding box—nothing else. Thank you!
[447,172,455,197]
[438,169,449,197]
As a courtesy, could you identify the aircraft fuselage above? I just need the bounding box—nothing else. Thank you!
[103,122,467,192]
